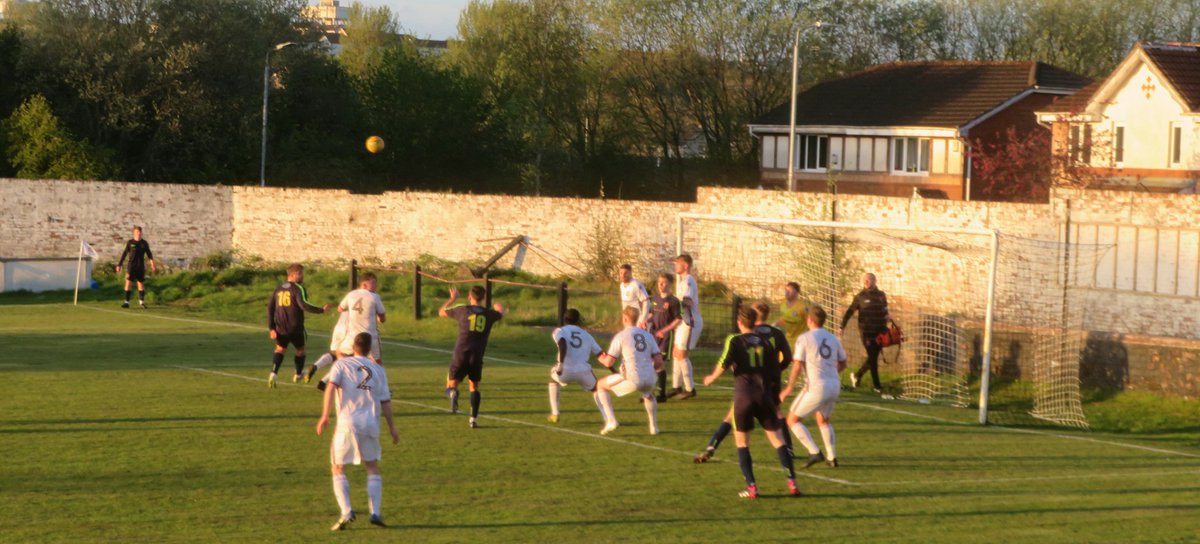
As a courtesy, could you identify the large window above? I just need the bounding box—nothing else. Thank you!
[796,134,827,171]
[892,137,930,174]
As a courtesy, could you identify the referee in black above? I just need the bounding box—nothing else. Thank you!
[116,225,156,308]
[839,272,891,393]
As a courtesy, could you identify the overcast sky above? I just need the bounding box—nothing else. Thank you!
[358,0,473,40]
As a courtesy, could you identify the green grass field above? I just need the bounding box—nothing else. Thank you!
[2,298,1199,544]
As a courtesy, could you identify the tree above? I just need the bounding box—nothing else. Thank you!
[2,94,115,180]
[337,2,405,78]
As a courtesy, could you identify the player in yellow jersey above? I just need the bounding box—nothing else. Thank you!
[775,282,810,345]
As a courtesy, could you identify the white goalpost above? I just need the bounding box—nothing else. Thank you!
[676,212,1108,428]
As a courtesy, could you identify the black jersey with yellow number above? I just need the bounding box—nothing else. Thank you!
[267,282,325,335]
[754,324,793,391]
[447,305,503,363]
[717,331,782,398]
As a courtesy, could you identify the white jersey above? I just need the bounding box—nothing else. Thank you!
[619,280,650,320]
[327,356,391,435]
[329,311,350,351]
[674,273,703,327]
[552,324,602,372]
[606,325,659,381]
[339,288,386,339]
[794,328,847,387]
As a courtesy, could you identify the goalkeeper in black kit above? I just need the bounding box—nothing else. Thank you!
[116,225,156,308]
[267,264,330,388]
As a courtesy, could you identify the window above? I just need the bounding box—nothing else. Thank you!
[1069,124,1092,164]
[892,137,930,174]
[1170,124,1183,165]
[761,136,777,169]
[795,134,827,171]
[1113,125,1125,164]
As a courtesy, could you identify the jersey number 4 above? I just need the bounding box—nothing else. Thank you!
[276,291,292,307]
[352,299,364,314]
[468,314,487,332]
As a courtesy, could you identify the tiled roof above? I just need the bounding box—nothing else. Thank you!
[755,61,1090,129]
[1043,43,1200,114]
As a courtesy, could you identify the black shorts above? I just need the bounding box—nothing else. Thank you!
[732,393,782,433]
[449,353,484,383]
[274,329,306,349]
[126,267,146,283]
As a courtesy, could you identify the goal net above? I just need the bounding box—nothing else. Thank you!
[676,212,1110,428]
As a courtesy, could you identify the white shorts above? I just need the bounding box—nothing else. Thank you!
[338,335,381,361]
[674,321,702,351]
[789,386,839,419]
[330,429,381,465]
[551,366,597,390]
[604,373,655,397]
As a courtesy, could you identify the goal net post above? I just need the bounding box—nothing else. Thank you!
[676,212,1108,428]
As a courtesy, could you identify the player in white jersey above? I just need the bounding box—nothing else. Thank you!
[617,263,650,328]
[779,305,847,469]
[305,273,386,387]
[594,306,664,435]
[547,308,606,423]
[668,253,702,399]
[316,333,399,531]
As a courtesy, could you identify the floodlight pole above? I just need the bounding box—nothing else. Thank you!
[786,22,833,192]
[260,41,297,187]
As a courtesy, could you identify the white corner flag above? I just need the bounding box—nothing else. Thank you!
[75,240,98,306]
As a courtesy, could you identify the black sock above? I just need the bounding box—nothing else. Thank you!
[708,421,733,450]
[124,290,131,302]
[470,391,481,418]
[777,445,796,480]
[656,370,667,396]
[737,447,755,487]
[271,352,284,374]
[782,425,794,450]
[138,290,145,302]
[294,355,306,375]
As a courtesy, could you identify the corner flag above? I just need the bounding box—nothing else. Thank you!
[81,241,99,259]
[75,240,97,305]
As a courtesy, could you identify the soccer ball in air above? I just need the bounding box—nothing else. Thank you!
[365,136,385,154]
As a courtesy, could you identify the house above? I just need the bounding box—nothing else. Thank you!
[1035,43,1200,193]
[750,61,1090,200]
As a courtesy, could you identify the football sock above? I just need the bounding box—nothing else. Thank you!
[138,290,145,302]
[313,352,336,371]
[595,391,616,424]
[294,355,306,375]
[819,422,837,460]
[366,475,382,516]
[671,358,683,389]
[782,424,794,450]
[124,290,131,302]
[548,382,560,415]
[643,395,657,426]
[791,422,821,455]
[593,393,609,424]
[470,391,481,418]
[656,370,667,396]
[682,357,695,391]
[777,445,796,479]
[736,447,756,487]
[708,421,733,450]
[332,474,352,517]
[271,352,285,374]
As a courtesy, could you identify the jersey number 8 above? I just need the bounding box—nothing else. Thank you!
[633,333,647,352]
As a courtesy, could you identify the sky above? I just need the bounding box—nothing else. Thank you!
[357,0,474,40]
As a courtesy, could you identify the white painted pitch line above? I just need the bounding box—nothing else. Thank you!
[846,401,1200,459]
[171,365,856,487]
[96,307,1200,463]
[862,469,1200,487]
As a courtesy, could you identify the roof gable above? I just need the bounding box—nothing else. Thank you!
[755,61,1089,129]
[1042,43,1200,115]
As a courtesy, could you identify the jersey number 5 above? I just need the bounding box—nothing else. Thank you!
[468,314,487,332]
[277,291,292,307]
[569,331,583,349]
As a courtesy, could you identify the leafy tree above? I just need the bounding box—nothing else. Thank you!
[337,1,405,78]
[2,94,115,180]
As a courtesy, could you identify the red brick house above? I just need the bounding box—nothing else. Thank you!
[750,61,1090,200]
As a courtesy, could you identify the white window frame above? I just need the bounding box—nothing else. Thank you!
[796,134,828,172]
[891,137,931,175]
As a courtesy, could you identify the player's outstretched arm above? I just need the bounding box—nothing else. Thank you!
[652,353,664,373]
[438,288,458,318]
[316,381,339,436]
[702,364,724,386]
[780,358,806,402]
[381,400,399,445]
[493,302,506,316]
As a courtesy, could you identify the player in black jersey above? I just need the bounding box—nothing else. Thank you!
[116,226,156,308]
[647,273,681,402]
[702,306,799,499]
[694,301,794,463]
[439,285,506,428]
[266,264,329,388]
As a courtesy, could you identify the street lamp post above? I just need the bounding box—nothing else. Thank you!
[260,41,297,187]
[786,22,833,192]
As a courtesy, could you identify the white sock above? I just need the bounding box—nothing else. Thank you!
[643,395,657,430]
[671,358,683,389]
[593,392,608,423]
[314,352,336,371]
[366,475,382,516]
[682,357,695,391]
[332,474,351,517]
[790,422,821,455]
[819,423,837,460]
[548,382,560,416]
[595,391,616,425]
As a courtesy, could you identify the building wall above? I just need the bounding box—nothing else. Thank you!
[966,92,1062,201]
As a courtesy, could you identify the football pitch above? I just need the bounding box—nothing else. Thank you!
[2,303,1199,543]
